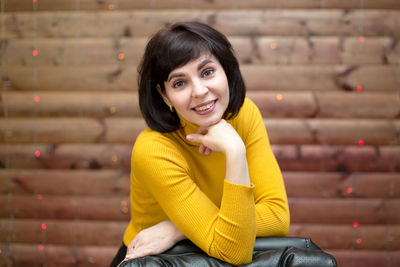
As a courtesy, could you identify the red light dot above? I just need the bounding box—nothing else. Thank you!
[357,85,363,92]
[359,140,365,146]
[33,0,37,2]
[34,96,40,103]
[359,36,365,43]
[38,244,44,250]
[37,194,43,200]
[32,50,38,56]
[353,221,359,228]
[346,187,353,194]
[356,238,362,244]
[35,150,41,158]
[41,224,47,230]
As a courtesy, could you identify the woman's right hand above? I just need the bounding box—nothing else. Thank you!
[186,119,245,156]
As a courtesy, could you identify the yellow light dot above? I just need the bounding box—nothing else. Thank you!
[121,200,128,207]
[122,207,129,214]
[270,43,277,50]
[276,94,283,101]
[109,106,117,115]
[0,248,2,254]
[118,53,125,61]
[112,155,118,162]
[108,4,115,10]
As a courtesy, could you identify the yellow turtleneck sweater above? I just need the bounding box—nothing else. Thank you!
[123,97,290,265]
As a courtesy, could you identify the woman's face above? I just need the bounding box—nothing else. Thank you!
[161,54,230,128]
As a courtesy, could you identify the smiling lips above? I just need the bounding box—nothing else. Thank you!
[192,100,217,115]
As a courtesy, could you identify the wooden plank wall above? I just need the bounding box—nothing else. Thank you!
[1,0,400,266]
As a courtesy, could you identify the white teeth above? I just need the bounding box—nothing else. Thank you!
[194,102,214,111]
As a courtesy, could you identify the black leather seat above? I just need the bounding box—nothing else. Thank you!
[119,237,337,267]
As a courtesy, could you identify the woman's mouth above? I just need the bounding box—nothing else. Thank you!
[192,100,217,115]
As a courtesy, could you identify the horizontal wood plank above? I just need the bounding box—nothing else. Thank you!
[4,0,400,12]
[2,65,399,92]
[1,170,399,198]
[2,91,399,119]
[4,10,400,39]
[2,37,399,66]
[0,118,397,145]
[0,244,116,267]
[1,144,399,172]
[1,195,399,224]
[328,250,400,267]
[1,219,399,249]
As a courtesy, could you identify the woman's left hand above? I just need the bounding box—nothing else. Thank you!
[125,220,185,260]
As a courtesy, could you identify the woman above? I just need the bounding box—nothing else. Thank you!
[110,21,290,266]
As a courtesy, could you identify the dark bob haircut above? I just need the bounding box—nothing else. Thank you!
[138,21,246,133]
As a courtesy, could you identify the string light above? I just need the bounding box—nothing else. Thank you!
[35,150,41,158]
[32,0,37,2]
[359,140,365,146]
[34,96,40,103]
[41,224,47,230]
[37,194,43,200]
[276,94,283,101]
[38,244,44,250]
[357,85,363,92]
[111,155,118,162]
[108,4,115,10]
[359,36,365,43]
[270,43,277,50]
[353,221,359,228]
[32,50,38,56]
[356,238,362,244]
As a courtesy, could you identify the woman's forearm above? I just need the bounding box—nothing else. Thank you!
[225,145,251,187]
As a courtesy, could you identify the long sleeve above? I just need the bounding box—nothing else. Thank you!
[238,98,290,236]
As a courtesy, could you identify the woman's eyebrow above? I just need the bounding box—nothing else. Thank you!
[167,73,185,82]
[197,59,213,71]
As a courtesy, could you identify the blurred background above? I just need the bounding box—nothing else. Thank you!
[0,0,399,266]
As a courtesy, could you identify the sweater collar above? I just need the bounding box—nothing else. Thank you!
[176,114,201,147]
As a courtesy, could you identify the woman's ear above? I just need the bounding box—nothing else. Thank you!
[157,84,172,107]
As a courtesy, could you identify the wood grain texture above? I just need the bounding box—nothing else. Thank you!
[4,0,400,12]
[3,10,400,39]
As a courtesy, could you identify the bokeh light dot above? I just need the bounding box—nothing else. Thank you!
[34,96,40,103]
[359,36,365,43]
[356,238,362,244]
[41,224,47,230]
[276,94,283,101]
[38,244,44,250]
[346,187,353,194]
[270,43,277,50]
[112,155,118,162]
[359,140,365,146]
[37,194,43,200]
[35,150,41,158]
[118,53,125,61]
[357,85,363,92]
[32,50,38,56]
[353,221,359,228]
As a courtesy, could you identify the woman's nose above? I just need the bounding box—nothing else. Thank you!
[192,82,208,97]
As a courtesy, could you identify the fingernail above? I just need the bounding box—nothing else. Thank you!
[186,135,193,140]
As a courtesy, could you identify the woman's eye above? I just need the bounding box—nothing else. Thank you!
[202,68,214,78]
[173,80,185,88]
